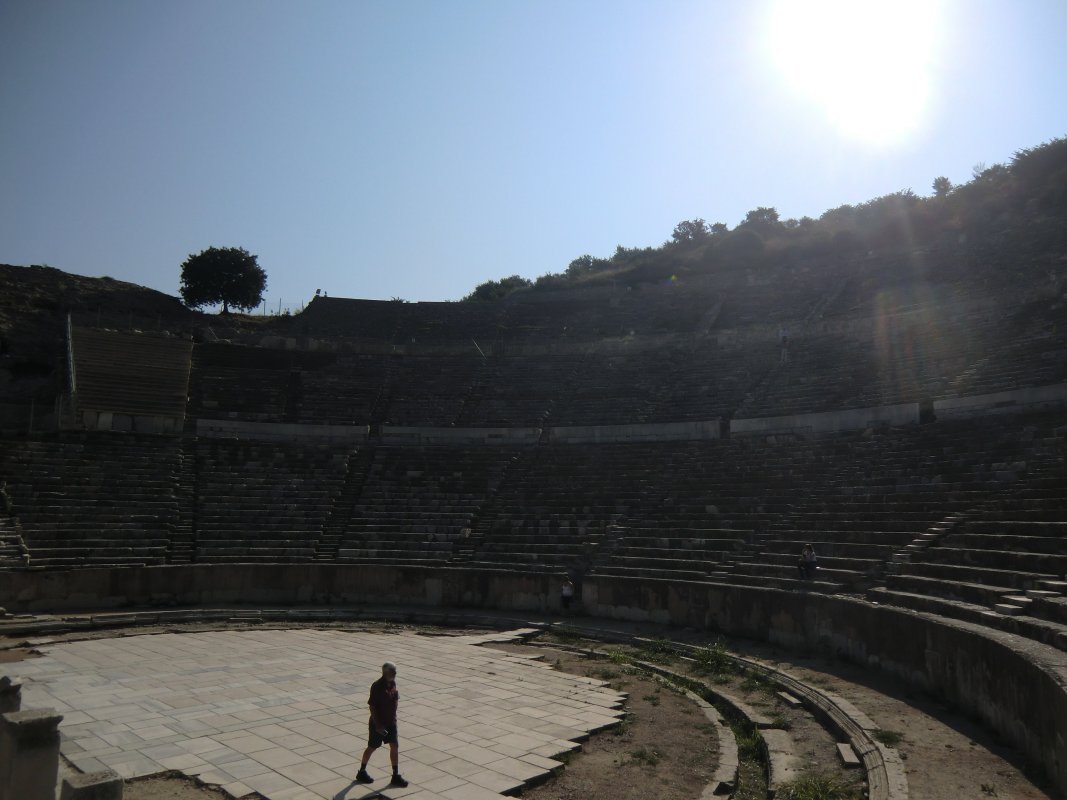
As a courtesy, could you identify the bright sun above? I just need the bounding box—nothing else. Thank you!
[766,0,942,145]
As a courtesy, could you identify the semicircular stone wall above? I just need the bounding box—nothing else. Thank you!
[2,562,1065,794]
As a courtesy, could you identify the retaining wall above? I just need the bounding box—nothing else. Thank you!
[731,402,920,436]
[1,565,1064,795]
[380,426,541,446]
[583,575,1067,795]
[196,419,369,442]
[549,419,721,444]
[934,382,1067,420]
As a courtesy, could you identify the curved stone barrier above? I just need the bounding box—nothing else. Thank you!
[629,657,897,800]
[1,563,1064,795]
[680,688,739,798]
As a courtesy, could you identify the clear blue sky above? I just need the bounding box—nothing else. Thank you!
[2,1,1065,308]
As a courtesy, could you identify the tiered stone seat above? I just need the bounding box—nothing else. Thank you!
[298,353,386,425]
[0,512,27,566]
[0,433,181,567]
[498,285,706,341]
[877,480,1067,618]
[647,417,1067,592]
[939,321,1067,398]
[193,439,349,562]
[466,444,661,572]
[736,302,1011,417]
[336,445,517,565]
[457,354,586,426]
[711,269,830,329]
[291,296,402,340]
[393,301,505,344]
[71,327,192,421]
[548,343,772,426]
[380,355,482,426]
[735,334,866,418]
[648,340,778,422]
[189,343,304,422]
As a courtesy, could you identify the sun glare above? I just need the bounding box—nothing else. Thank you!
[767,0,942,145]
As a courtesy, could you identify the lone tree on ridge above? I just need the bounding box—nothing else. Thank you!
[179,246,267,313]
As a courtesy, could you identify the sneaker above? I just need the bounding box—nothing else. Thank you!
[389,774,409,788]
[356,769,373,784]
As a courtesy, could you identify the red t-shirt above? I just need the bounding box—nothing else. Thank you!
[369,676,399,726]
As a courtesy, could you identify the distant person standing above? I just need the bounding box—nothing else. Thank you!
[356,662,408,788]
[561,577,575,614]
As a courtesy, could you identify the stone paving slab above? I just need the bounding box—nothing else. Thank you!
[8,628,624,799]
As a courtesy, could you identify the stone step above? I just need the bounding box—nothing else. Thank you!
[1025,589,1061,600]
[1000,595,1033,609]
[993,603,1028,616]
[837,742,862,767]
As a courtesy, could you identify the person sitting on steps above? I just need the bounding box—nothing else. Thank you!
[797,543,818,580]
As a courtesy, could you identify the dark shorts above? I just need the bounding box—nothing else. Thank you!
[368,720,398,748]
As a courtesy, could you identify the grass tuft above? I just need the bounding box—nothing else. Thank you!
[629,746,661,766]
[769,711,793,730]
[692,640,735,677]
[871,729,904,747]
[636,637,677,664]
[776,772,864,800]
[731,721,763,762]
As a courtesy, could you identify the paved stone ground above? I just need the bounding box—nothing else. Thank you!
[8,628,624,800]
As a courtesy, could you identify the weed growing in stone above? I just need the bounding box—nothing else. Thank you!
[769,711,793,730]
[591,667,620,681]
[637,637,677,664]
[775,771,864,800]
[692,641,734,678]
[872,729,904,747]
[731,721,763,762]
[740,670,776,694]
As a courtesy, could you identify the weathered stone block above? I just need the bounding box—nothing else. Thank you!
[0,708,63,800]
[0,678,20,714]
[60,770,123,800]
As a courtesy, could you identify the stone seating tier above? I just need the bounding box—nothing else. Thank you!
[893,562,1058,591]
[919,545,1067,574]
[71,327,193,419]
[884,574,1016,607]
[2,411,1066,609]
[764,538,904,559]
[944,532,1067,554]
[711,572,847,593]
[191,439,349,561]
[0,434,182,567]
[591,565,713,581]
[755,551,882,575]
[1031,596,1067,625]
[865,585,1067,655]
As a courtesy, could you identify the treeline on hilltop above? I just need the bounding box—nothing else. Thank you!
[463,136,1067,302]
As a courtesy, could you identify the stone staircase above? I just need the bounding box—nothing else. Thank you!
[314,446,372,561]
[168,436,198,564]
[336,445,517,566]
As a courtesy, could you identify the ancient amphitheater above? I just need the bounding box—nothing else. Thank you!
[0,247,1065,800]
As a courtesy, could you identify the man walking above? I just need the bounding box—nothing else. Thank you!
[356,661,408,788]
